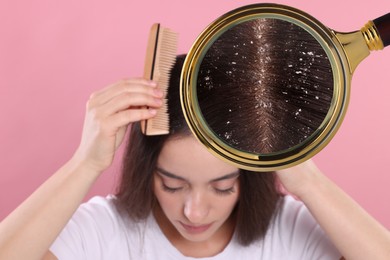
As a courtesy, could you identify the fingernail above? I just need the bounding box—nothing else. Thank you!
[149,109,157,115]
[154,98,163,105]
[148,80,158,87]
[153,89,163,97]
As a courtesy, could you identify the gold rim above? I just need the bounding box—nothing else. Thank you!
[180,3,351,171]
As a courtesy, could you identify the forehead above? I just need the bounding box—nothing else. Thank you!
[157,136,238,181]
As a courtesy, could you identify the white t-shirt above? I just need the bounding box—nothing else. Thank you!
[50,195,341,259]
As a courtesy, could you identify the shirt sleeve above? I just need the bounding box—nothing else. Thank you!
[49,196,119,260]
[275,196,342,260]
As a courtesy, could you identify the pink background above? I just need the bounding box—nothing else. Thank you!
[1,0,389,229]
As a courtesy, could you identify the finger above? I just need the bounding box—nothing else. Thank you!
[90,78,160,106]
[104,108,158,130]
[98,92,163,118]
[92,78,153,98]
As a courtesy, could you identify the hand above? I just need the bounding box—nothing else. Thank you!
[277,160,390,260]
[72,78,163,173]
[276,159,324,198]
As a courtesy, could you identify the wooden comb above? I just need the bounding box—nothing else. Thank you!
[141,23,178,135]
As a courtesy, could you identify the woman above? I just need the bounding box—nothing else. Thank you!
[1,21,390,259]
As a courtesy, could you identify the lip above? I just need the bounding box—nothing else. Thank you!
[180,222,213,234]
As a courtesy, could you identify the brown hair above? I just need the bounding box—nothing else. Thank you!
[116,17,332,246]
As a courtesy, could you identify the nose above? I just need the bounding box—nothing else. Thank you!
[183,191,209,224]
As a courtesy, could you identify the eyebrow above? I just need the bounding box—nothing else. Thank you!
[155,167,240,183]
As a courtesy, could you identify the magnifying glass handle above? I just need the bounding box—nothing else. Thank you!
[373,13,390,48]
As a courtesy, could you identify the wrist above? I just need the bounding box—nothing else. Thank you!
[66,153,105,181]
[290,167,337,208]
[277,160,329,201]
[292,172,328,201]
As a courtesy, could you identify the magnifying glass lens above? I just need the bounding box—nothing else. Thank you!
[196,18,334,154]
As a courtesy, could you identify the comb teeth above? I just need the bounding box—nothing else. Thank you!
[141,24,178,135]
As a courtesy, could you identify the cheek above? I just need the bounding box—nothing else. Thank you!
[216,194,239,213]
[153,181,182,214]
[215,185,240,213]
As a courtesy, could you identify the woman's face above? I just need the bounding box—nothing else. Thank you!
[153,136,240,243]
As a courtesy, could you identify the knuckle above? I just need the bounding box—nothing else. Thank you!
[86,98,99,112]
[86,104,102,122]
[86,98,94,110]
[88,91,99,101]
[87,92,99,109]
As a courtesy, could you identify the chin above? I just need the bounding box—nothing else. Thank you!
[175,223,219,243]
[179,231,212,243]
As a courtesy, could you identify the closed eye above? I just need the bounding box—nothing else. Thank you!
[214,187,235,196]
[161,183,183,193]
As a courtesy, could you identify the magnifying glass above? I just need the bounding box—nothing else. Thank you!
[180,3,389,171]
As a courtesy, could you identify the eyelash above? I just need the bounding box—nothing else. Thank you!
[214,187,235,196]
[161,183,235,196]
[161,183,182,193]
